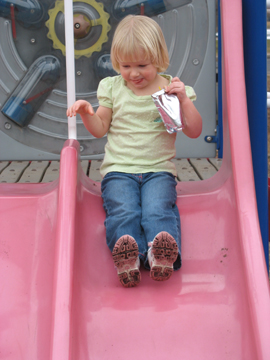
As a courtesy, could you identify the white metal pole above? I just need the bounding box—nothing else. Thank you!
[64,0,77,139]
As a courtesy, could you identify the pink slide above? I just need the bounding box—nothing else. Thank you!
[0,1,270,359]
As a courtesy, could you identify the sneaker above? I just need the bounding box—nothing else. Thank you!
[148,231,178,281]
[112,235,141,288]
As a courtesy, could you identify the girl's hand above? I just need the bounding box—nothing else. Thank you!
[164,77,188,103]
[165,77,202,138]
[66,100,94,117]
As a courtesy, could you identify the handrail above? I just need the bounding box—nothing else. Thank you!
[64,0,77,140]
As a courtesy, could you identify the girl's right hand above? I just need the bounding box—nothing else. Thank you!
[66,100,94,117]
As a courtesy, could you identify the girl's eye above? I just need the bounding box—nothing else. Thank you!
[139,65,147,68]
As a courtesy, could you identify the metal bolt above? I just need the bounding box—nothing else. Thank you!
[75,23,80,29]
[30,38,36,44]
[4,122,11,130]
[77,71,82,76]
[192,59,200,66]
[206,136,213,142]
[80,145,84,152]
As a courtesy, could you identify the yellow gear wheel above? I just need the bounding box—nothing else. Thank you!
[45,0,111,59]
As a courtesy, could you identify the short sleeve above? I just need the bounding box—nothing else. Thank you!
[185,85,197,102]
[97,77,113,109]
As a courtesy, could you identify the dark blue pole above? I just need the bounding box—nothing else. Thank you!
[242,0,269,270]
[218,0,223,158]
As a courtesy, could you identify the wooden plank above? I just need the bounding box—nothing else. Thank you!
[189,158,218,180]
[0,158,222,184]
[41,161,60,183]
[0,161,30,183]
[81,160,89,175]
[19,161,50,183]
[208,158,222,170]
[40,160,88,182]
[0,161,9,173]
[172,159,201,181]
[89,160,103,182]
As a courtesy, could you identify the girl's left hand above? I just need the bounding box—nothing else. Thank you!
[164,77,187,103]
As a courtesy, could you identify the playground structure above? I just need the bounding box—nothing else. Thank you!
[0,0,270,359]
[0,0,216,160]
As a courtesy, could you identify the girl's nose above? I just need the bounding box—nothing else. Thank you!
[130,68,139,78]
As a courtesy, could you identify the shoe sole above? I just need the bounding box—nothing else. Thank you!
[150,232,178,281]
[112,235,141,288]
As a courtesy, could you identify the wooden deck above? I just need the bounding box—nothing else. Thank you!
[0,158,222,184]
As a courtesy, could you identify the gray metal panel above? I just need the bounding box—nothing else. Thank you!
[175,0,217,157]
[0,0,216,160]
[157,0,217,158]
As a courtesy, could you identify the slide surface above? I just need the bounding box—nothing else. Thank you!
[0,1,270,359]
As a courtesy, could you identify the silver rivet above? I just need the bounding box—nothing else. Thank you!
[30,38,36,44]
[80,145,84,152]
[206,136,212,142]
[4,122,11,130]
[77,71,82,76]
[193,59,200,66]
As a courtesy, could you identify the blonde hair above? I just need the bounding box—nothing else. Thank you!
[111,15,169,73]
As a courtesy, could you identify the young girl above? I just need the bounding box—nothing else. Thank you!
[67,15,202,288]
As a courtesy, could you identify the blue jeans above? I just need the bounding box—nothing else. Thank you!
[101,172,181,270]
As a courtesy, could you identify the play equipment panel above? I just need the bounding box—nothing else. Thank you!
[0,0,216,160]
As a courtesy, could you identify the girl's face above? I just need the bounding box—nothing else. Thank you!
[118,54,158,94]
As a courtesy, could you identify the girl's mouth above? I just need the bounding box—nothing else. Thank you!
[132,78,144,85]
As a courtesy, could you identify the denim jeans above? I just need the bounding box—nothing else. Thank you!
[101,172,181,270]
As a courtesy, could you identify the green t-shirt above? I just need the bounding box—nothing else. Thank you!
[97,75,196,177]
